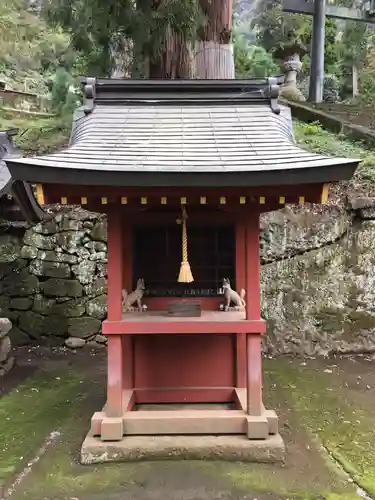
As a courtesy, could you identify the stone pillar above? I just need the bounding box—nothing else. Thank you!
[0,318,14,376]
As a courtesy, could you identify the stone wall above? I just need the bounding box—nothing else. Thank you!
[0,208,108,350]
[2,200,375,356]
[0,318,14,375]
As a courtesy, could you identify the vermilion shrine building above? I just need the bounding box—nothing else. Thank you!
[5,78,359,461]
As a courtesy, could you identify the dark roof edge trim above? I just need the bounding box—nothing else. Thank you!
[80,76,285,115]
[5,160,359,189]
[11,181,46,223]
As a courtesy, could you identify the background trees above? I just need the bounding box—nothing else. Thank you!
[2,0,375,107]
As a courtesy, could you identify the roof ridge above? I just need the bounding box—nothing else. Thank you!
[80,77,284,116]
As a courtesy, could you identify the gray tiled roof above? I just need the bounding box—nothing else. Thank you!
[6,103,354,173]
[4,78,359,187]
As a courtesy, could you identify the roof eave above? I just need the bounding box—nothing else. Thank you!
[10,181,46,223]
[5,159,360,188]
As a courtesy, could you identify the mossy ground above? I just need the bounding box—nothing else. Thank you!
[265,356,375,497]
[0,108,70,155]
[1,348,370,500]
[294,120,375,193]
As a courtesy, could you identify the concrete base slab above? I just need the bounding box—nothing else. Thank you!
[81,433,285,464]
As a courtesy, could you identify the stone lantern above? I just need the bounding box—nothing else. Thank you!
[275,43,308,102]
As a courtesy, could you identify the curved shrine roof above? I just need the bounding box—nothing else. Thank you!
[5,78,359,187]
[0,129,45,222]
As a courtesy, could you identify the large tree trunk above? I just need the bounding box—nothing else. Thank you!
[142,0,194,79]
[149,32,194,79]
[194,0,235,79]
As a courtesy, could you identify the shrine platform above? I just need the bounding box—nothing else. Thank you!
[81,433,285,464]
[102,311,267,335]
[82,389,285,463]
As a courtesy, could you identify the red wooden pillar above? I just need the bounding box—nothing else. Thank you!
[122,223,132,292]
[121,223,134,395]
[245,211,262,416]
[106,207,124,418]
[235,220,246,388]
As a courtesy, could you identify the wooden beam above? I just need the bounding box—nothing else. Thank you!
[282,0,375,22]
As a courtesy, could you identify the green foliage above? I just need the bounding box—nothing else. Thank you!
[294,118,375,187]
[296,120,323,136]
[43,0,204,77]
[51,67,71,111]
[234,35,278,79]
[358,69,375,104]
[0,0,75,93]
[254,0,338,72]
[298,74,341,103]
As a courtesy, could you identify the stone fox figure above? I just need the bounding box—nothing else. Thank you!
[222,278,246,311]
[122,278,145,312]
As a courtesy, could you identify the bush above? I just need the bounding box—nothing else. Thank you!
[51,68,71,111]
[297,74,341,102]
[358,69,375,104]
[234,37,279,79]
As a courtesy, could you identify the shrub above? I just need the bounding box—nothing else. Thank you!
[297,74,341,103]
[358,69,375,104]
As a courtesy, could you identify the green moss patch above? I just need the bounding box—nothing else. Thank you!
[0,110,70,155]
[0,368,85,485]
[265,357,375,496]
[294,120,375,192]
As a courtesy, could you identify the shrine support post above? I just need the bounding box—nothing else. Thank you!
[245,211,262,418]
[235,220,246,388]
[101,207,124,440]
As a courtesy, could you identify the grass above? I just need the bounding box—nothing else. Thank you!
[0,108,70,155]
[265,358,375,497]
[0,368,86,485]
[294,119,375,188]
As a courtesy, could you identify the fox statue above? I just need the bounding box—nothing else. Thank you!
[122,278,145,312]
[222,278,246,311]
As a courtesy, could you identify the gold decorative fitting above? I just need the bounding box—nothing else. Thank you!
[61,197,67,205]
[220,197,226,205]
[279,196,285,204]
[239,197,246,204]
[36,184,45,205]
[141,197,147,205]
[121,197,127,205]
[81,197,87,205]
[259,196,266,204]
[321,184,329,204]
[299,196,305,205]
[101,197,108,205]
[200,197,206,204]
[180,197,187,205]
[161,197,167,205]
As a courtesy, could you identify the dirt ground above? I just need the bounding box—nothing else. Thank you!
[2,346,374,500]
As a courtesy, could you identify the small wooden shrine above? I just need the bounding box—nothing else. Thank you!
[5,78,359,461]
